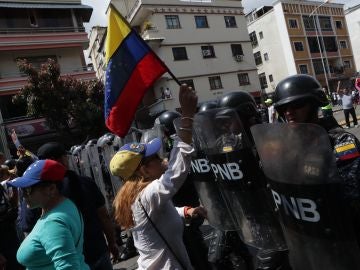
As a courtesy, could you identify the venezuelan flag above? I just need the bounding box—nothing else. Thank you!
[105,5,168,137]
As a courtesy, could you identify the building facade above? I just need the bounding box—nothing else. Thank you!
[88,26,107,82]
[0,0,95,155]
[345,4,360,73]
[111,0,261,118]
[246,0,356,95]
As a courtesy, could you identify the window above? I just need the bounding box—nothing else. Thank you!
[259,31,264,39]
[180,79,195,90]
[269,74,273,82]
[308,37,322,53]
[335,20,343,29]
[264,53,269,61]
[318,16,332,31]
[294,42,304,51]
[323,37,338,52]
[172,47,188,60]
[344,60,351,69]
[224,16,237,28]
[209,76,222,90]
[249,31,258,47]
[289,19,298,29]
[238,73,250,86]
[339,40,347,49]
[165,15,181,29]
[299,64,308,74]
[303,15,315,31]
[254,51,262,66]
[195,16,208,28]
[0,94,27,120]
[201,45,215,58]
[313,59,325,74]
[259,73,268,89]
[231,44,244,56]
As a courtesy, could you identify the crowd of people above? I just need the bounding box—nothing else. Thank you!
[1,74,360,270]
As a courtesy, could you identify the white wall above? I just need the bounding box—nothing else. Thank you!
[346,6,360,72]
[247,8,291,94]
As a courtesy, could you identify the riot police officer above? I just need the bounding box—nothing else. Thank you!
[273,74,360,243]
[218,91,290,270]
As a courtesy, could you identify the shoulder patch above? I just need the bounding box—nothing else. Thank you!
[335,142,360,161]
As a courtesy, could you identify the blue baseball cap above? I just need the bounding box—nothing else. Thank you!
[110,138,161,180]
[9,159,66,188]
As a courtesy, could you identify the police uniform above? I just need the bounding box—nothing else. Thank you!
[319,117,360,241]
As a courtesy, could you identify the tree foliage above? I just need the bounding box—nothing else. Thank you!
[14,59,106,143]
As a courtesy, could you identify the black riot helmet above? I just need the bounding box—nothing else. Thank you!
[274,75,328,109]
[219,91,261,144]
[4,159,16,170]
[219,91,259,120]
[157,111,181,136]
[199,101,218,112]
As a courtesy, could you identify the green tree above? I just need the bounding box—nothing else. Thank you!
[14,58,106,144]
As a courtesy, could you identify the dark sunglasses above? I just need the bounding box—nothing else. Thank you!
[277,99,309,113]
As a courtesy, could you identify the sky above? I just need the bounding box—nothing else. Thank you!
[82,0,359,31]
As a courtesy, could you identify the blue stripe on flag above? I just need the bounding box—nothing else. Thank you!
[105,31,150,118]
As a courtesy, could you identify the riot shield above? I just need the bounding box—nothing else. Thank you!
[251,123,360,270]
[97,134,123,195]
[192,108,286,251]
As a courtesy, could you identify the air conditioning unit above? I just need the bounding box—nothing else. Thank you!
[203,49,212,57]
[234,55,243,62]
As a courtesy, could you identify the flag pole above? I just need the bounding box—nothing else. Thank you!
[109,4,181,86]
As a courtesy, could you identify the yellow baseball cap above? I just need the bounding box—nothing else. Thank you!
[110,138,161,180]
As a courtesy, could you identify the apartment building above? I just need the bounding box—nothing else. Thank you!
[246,0,356,95]
[345,4,360,72]
[0,0,96,154]
[88,26,107,82]
[110,0,261,119]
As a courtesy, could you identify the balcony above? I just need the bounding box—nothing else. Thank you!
[141,27,165,44]
[0,27,89,51]
[0,66,96,93]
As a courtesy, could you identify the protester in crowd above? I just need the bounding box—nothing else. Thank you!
[111,84,206,270]
[274,74,360,243]
[337,80,358,128]
[258,103,269,123]
[16,156,41,239]
[37,142,119,269]
[8,159,89,269]
[321,88,333,118]
[0,165,17,208]
[265,98,276,123]
[0,171,22,270]
[332,91,338,106]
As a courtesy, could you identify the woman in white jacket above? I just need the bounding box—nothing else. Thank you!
[110,85,206,270]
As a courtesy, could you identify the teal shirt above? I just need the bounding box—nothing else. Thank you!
[17,199,89,270]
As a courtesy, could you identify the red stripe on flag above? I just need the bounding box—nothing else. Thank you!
[339,152,360,161]
[106,52,167,137]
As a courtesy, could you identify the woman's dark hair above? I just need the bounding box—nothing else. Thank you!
[61,170,87,216]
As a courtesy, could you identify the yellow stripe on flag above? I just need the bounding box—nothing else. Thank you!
[335,143,356,153]
[105,7,132,64]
